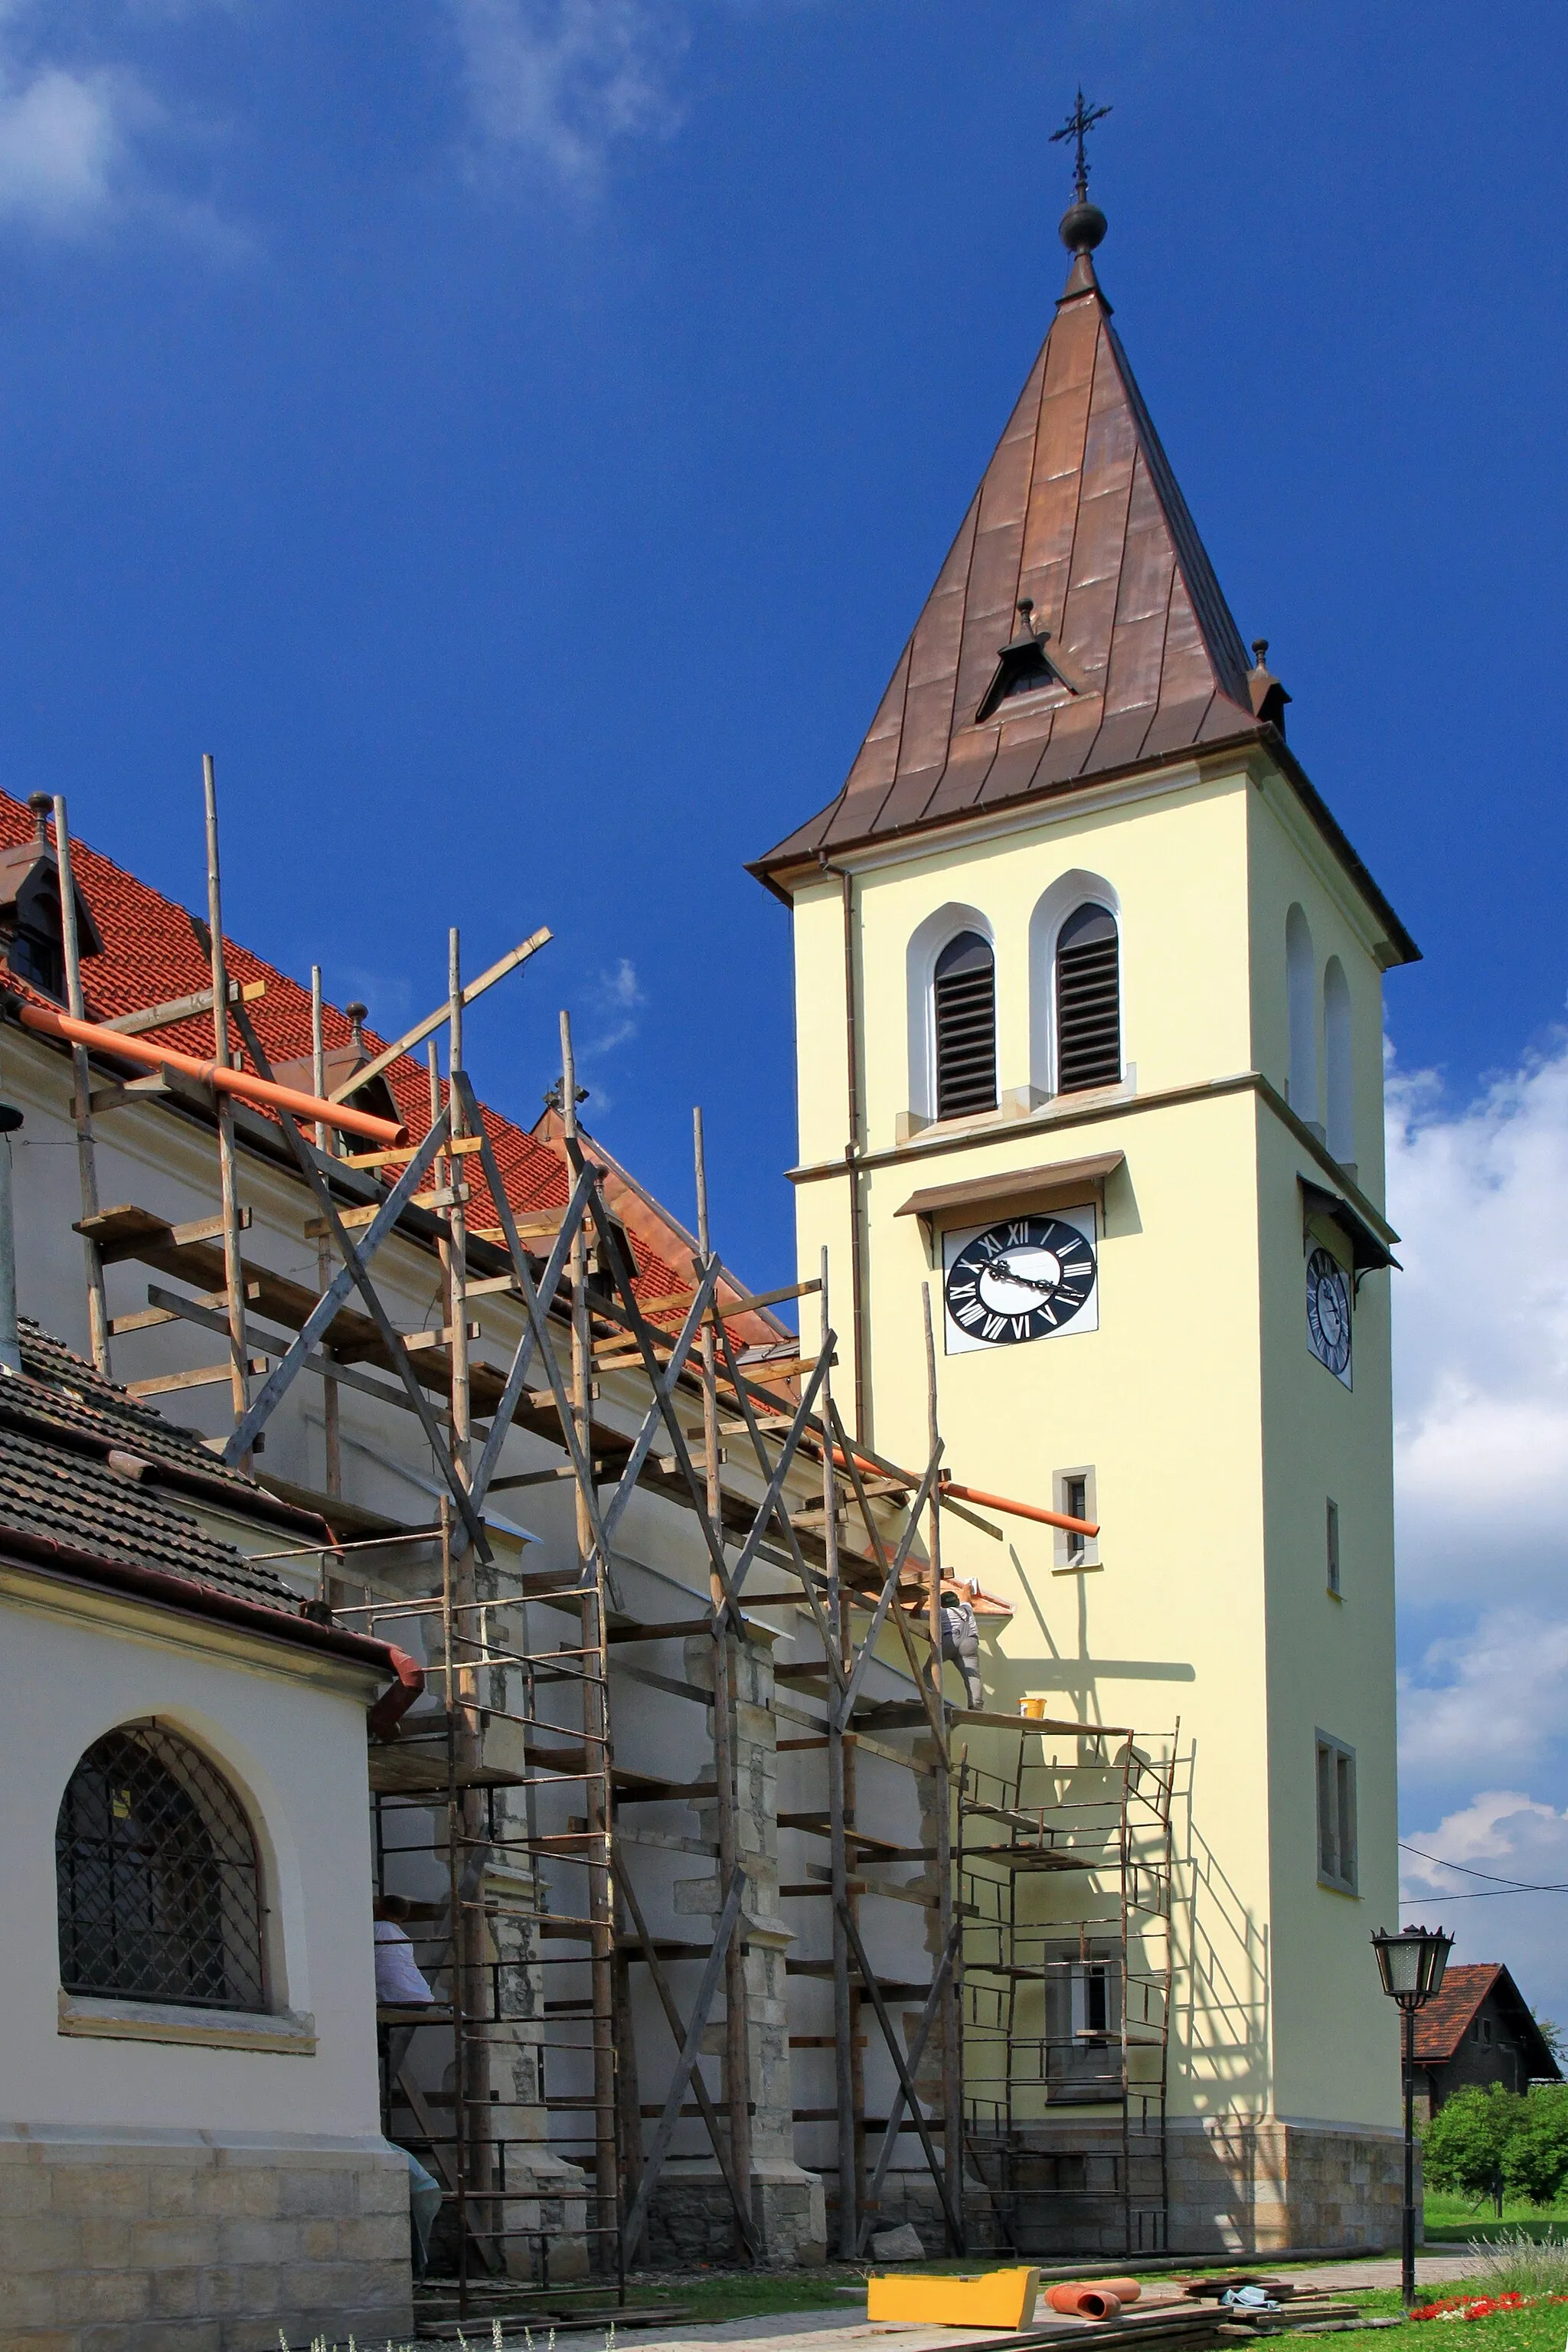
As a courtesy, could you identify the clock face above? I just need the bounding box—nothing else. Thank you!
[1305,1246,1352,1386]
[942,1208,1099,1354]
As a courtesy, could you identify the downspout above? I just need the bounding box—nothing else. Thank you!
[817,853,867,1444]
[0,1100,23,1376]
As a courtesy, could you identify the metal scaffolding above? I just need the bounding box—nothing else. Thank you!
[959,1720,1179,2256]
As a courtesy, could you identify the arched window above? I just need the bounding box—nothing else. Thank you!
[1054,903,1121,1093]
[1285,903,1316,1120]
[933,930,997,1119]
[56,1723,266,2011]
[1323,957,1353,1165]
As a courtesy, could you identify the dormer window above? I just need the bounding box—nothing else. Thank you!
[976,598,1073,723]
[0,795,103,1001]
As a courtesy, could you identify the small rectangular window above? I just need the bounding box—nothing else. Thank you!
[1326,1498,1341,1596]
[1316,1731,1357,1894]
[1054,1466,1099,1571]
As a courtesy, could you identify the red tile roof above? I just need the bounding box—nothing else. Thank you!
[1413,1964,1504,2063]
[0,791,697,1321]
[1413,1962,1560,2079]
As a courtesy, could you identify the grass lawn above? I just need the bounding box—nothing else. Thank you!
[1424,2195,1568,2244]
[623,2265,871,2321]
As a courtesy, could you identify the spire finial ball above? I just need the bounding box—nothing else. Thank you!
[1059,200,1107,255]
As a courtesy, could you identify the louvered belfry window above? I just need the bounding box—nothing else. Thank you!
[56,1724,267,2011]
[933,930,997,1119]
[1055,903,1121,1093]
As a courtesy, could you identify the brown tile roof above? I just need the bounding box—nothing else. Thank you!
[0,1318,315,1611]
[750,246,1417,968]
[1414,1962,1561,2078]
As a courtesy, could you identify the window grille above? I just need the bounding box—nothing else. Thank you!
[933,930,997,1119]
[1315,1731,1357,1895]
[1054,902,1121,1093]
[56,1724,266,2011]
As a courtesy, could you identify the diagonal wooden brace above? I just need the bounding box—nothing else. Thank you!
[833,1442,944,1731]
[837,1897,965,2251]
[613,1840,759,2261]
[855,1916,964,2253]
[710,1314,849,1700]
[619,1867,748,2263]
[223,1004,491,1559]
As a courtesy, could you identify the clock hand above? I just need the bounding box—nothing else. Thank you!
[990,1256,1057,1295]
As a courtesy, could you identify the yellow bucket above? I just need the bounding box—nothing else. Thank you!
[867,2266,1041,2328]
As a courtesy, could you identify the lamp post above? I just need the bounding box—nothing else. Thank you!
[1371,1924,1453,2308]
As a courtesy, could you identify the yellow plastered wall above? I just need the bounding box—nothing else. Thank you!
[786,756,1400,2132]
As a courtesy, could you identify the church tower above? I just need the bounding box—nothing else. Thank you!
[752,154,1417,2250]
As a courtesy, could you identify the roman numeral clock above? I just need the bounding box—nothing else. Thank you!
[942,1209,1099,1354]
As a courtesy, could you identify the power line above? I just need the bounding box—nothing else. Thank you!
[1400,1839,1568,1895]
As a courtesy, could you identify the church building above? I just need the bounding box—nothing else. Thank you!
[753,164,1417,2249]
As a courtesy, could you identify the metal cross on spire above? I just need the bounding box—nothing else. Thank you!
[1050,87,1111,203]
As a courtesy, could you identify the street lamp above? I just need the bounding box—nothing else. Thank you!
[1371,1924,1453,2308]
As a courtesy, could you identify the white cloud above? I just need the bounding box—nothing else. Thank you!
[446,0,684,191]
[1387,1033,1568,2011]
[1389,1034,1568,1610]
[583,956,644,1057]
[0,6,237,245]
[0,59,133,227]
[1400,1792,1568,2021]
[1400,1607,1568,1783]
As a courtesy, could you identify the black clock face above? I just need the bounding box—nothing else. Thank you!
[944,1214,1098,1349]
[1306,1247,1352,1380]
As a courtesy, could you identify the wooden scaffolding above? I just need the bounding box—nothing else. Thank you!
[31,766,1172,2313]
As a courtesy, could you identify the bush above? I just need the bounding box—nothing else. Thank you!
[1425,2085,1525,2203]
[1505,2089,1568,2208]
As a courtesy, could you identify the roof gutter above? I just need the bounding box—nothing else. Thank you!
[749,725,1421,969]
[0,1521,423,1731]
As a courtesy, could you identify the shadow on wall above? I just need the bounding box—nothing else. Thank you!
[1176,1756,1270,2118]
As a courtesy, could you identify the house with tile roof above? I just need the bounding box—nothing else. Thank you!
[0,1312,420,2348]
[1413,1965,1561,2122]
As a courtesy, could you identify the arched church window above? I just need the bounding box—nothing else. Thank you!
[1285,904,1316,1119]
[56,1723,267,2011]
[933,931,997,1119]
[1323,958,1353,1165]
[1054,903,1121,1093]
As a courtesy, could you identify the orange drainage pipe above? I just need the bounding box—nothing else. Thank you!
[940,1478,1099,1540]
[19,1003,407,1148]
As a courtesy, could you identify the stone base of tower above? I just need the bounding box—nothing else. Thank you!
[1167,2116,1406,2255]
[959,2118,1405,2259]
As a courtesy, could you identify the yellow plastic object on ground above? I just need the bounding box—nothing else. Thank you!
[867,2267,1041,2329]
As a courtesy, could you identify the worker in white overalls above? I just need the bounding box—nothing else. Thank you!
[939,1575,985,1710]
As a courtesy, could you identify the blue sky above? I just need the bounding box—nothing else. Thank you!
[5,3,1568,2004]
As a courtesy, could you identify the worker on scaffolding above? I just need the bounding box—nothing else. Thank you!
[373,1894,436,2007]
[939,1574,985,1710]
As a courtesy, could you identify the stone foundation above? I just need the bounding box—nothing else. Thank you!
[0,2122,412,2352]
[956,2117,1403,2258]
[1167,2117,1405,2254]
